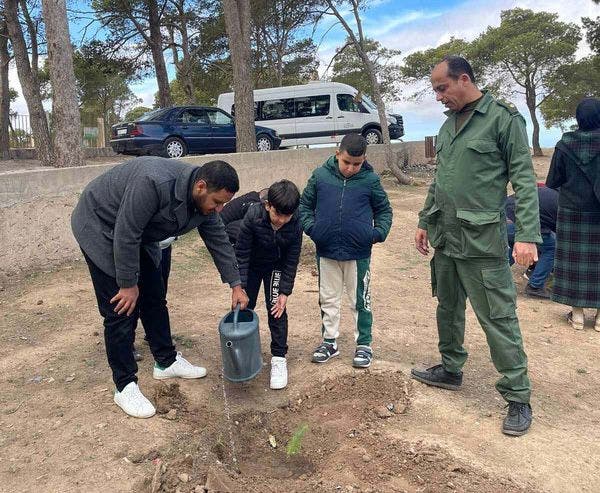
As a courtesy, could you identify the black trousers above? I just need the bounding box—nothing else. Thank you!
[245,265,288,357]
[83,249,177,391]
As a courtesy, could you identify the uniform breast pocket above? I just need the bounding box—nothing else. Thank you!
[457,209,505,257]
[465,139,500,166]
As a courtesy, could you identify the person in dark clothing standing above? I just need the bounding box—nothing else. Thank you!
[219,188,268,245]
[506,185,558,299]
[72,157,249,418]
[235,180,303,389]
[546,98,600,331]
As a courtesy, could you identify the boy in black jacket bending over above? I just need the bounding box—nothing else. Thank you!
[235,180,302,389]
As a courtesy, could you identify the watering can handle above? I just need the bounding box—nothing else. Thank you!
[232,303,241,328]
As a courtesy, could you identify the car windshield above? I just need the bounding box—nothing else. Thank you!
[137,108,171,122]
[360,94,377,112]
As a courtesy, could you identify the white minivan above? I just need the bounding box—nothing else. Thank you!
[217,81,403,148]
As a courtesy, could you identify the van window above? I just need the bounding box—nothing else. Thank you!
[295,95,331,117]
[259,98,295,120]
[230,102,258,119]
[337,94,369,113]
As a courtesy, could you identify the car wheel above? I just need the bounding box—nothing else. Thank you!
[256,134,273,152]
[163,137,187,158]
[363,128,383,145]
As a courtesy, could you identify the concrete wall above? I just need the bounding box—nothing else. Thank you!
[0,141,425,281]
[7,147,117,160]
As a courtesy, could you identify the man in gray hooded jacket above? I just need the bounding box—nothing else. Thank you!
[72,157,248,418]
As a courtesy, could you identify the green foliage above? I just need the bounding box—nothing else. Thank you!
[400,37,472,84]
[286,424,309,456]
[251,0,321,88]
[8,88,18,103]
[71,41,142,126]
[331,37,401,102]
[125,106,153,121]
[474,9,581,76]
[540,56,600,129]
[583,16,600,55]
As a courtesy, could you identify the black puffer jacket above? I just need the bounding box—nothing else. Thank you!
[219,191,263,245]
[235,203,302,295]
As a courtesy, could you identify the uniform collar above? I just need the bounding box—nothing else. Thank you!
[444,90,492,116]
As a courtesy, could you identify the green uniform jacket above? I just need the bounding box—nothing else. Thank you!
[418,91,541,258]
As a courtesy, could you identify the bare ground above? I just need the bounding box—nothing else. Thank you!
[0,154,599,493]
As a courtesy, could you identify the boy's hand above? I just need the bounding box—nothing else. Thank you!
[270,294,288,319]
[110,285,139,316]
[232,285,249,310]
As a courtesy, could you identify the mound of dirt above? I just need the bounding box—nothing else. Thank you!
[141,371,536,493]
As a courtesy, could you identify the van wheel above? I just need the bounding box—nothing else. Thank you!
[163,137,187,158]
[363,128,383,145]
[256,134,273,151]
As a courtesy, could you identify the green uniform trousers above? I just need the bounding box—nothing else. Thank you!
[431,251,531,403]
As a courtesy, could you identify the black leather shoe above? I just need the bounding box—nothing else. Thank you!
[502,401,532,436]
[525,284,551,299]
[411,364,463,390]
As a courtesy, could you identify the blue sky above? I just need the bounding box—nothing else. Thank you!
[9,0,600,147]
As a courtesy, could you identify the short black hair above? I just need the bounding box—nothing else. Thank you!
[441,55,476,85]
[267,180,300,215]
[339,133,367,157]
[196,160,239,193]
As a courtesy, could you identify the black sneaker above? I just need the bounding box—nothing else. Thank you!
[411,364,463,390]
[311,342,339,363]
[525,284,551,299]
[352,345,372,368]
[502,401,532,436]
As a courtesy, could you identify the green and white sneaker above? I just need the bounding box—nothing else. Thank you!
[311,342,339,363]
[352,345,373,368]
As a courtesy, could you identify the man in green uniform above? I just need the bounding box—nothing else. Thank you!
[412,56,541,436]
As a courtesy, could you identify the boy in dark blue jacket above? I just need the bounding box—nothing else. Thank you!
[235,180,302,389]
[300,134,393,368]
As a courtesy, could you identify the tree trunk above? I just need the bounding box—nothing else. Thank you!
[525,85,542,156]
[223,0,256,152]
[41,0,83,168]
[361,52,413,185]
[147,0,172,108]
[4,0,52,166]
[0,19,11,158]
[324,0,413,185]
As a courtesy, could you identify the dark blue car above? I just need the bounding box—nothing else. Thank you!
[110,106,282,158]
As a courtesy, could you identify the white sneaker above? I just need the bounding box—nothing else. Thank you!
[153,352,207,380]
[270,356,288,390]
[114,382,156,418]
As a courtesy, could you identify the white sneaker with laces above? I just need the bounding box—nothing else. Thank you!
[153,352,207,380]
[270,356,288,390]
[114,382,156,418]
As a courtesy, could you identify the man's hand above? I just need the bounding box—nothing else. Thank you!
[415,228,430,256]
[513,242,538,267]
[270,294,288,319]
[110,285,139,316]
[232,285,249,310]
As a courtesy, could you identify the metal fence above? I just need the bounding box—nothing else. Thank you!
[8,114,34,148]
[7,113,107,149]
